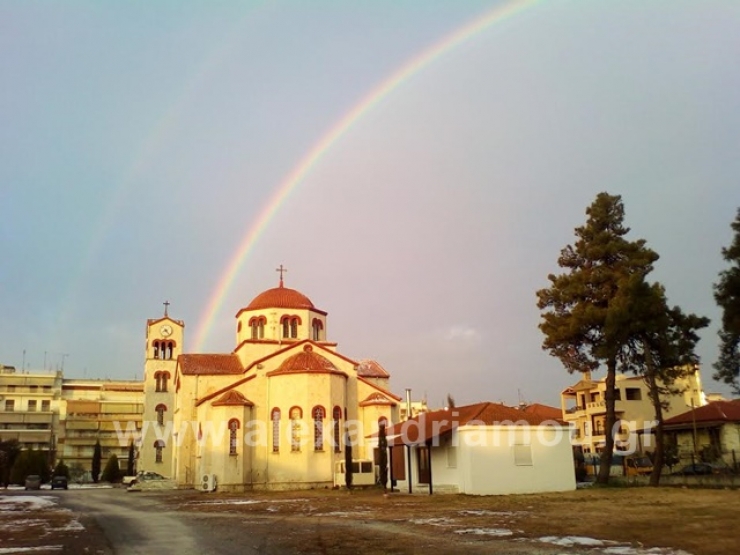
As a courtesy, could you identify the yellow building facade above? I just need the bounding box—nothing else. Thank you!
[561,369,706,455]
[140,278,401,491]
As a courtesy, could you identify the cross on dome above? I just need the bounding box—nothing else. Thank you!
[276,264,288,288]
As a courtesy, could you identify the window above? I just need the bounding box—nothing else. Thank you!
[271,408,281,453]
[281,316,300,339]
[228,419,240,456]
[312,406,325,451]
[514,444,533,466]
[30,385,38,393]
[625,388,642,401]
[41,400,50,412]
[154,372,170,393]
[154,440,165,463]
[312,319,323,341]
[4,400,14,412]
[28,400,37,412]
[250,317,266,340]
[155,404,167,426]
[7,385,15,392]
[290,407,302,452]
[332,406,342,453]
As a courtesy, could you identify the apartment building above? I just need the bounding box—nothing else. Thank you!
[561,368,705,455]
[0,366,62,461]
[1,365,143,475]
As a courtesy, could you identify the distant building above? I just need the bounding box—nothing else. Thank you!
[0,365,142,476]
[0,367,61,459]
[663,399,740,467]
[560,369,705,455]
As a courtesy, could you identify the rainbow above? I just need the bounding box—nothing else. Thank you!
[192,0,541,351]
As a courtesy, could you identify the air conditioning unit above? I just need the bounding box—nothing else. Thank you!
[200,473,217,492]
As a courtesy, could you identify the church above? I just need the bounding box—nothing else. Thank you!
[139,269,401,491]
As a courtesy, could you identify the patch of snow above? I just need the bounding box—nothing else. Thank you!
[601,547,693,555]
[538,535,611,547]
[0,519,46,530]
[458,510,524,517]
[409,517,457,526]
[454,528,514,537]
[314,511,372,518]
[53,519,85,532]
[0,547,62,554]
[190,499,263,506]
[0,496,57,512]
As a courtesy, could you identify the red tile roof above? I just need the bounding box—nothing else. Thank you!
[243,284,316,312]
[211,390,254,407]
[266,344,347,377]
[385,402,564,445]
[356,359,390,378]
[178,354,244,375]
[521,403,564,422]
[663,399,740,428]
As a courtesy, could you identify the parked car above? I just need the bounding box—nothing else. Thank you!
[126,471,174,492]
[51,476,69,490]
[672,463,733,476]
[24,475,42,490]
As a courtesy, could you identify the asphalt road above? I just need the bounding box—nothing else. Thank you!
[60,489,208,555]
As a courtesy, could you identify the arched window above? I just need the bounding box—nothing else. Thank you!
[258,317,265,338]
[228,419,240,456]
[290,407,302,452]
[155,404,167,426]
[153,340,160,359]
[282,318,290,338]
[166,341,175,360]
[312,406,326,451]
[332,406,342,453]
[312,319,324,341]
[290,318,298,339]
[154,440,165,463]
[155,372,169,393]
[251,320,259,340]
[271,408,281,453]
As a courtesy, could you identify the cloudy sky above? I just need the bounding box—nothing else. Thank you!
[2,0,739,408]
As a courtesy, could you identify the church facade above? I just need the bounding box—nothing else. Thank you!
[140,276,400,491]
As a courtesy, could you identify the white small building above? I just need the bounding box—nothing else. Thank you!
[383,402,575,495]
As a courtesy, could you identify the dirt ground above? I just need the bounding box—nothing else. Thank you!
[2,485,739,554]
[167,485,740,555]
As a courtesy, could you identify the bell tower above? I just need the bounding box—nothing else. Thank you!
[139,301,184,475]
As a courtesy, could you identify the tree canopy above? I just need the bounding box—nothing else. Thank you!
[714,208,740,393]
[537,192,658,483]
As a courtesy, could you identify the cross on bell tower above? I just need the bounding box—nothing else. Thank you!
[276,264,287,288]
[163,300,170,317]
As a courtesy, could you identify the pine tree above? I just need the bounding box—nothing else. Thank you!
[378,421,388,492]
[612,278,708,485]
[102,454,121,483]
[714,208,740,393]
[53,460,70,479]
[537,192,658,484]
[127,441,135,476]
[344,425,353,490]
[92,440,102,484]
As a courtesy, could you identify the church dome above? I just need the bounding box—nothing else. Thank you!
[245,284,315,311]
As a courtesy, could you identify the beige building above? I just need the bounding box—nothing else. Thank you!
[58,380,144,474]
[0,367,61,460]
[561,369,705,455]
[139,277,401,492]
[0,365,143,477]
